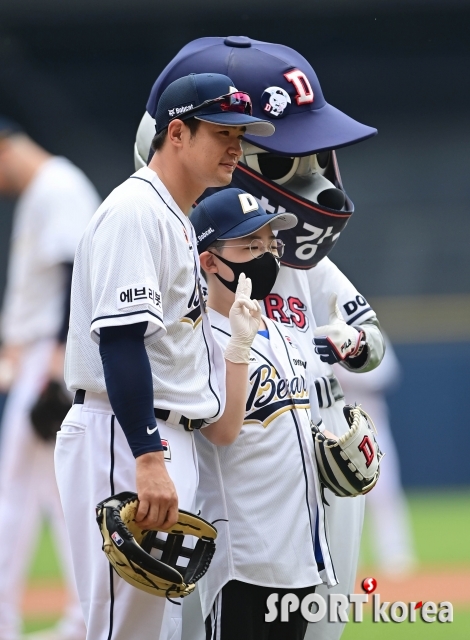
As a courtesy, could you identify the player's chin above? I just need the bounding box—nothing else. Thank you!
[214,166,235,186]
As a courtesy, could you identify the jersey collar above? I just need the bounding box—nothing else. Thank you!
[133,166,188,224]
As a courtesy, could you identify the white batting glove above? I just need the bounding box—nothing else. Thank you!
[313,293,364,364]
[225,273,262,364]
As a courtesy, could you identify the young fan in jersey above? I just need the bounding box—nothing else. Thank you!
[190,188,338,640]
[55,74,274,640]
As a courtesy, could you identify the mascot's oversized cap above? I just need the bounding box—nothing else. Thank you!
[146,36,377,157]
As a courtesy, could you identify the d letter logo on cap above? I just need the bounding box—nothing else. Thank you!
[238,193,259,214]
[284,69,314,105]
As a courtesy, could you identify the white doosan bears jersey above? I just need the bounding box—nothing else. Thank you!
[195,310,337,621]
[307,257,375,328]
[262,259,377,406]
[65,166,225,421]
[1,157,100,345]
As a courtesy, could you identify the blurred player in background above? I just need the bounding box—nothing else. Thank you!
[334,338,417,576]
[0,117,100,640]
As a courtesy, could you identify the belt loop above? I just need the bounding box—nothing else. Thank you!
[166,410,182,427]
[74,389,86,405]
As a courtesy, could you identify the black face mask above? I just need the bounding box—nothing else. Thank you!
[212,251,280,300]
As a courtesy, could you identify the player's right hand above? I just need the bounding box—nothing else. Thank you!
[135,451,178,530]
[226,274,261,364]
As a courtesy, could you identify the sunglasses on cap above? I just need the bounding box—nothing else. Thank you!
[169,91,253,122]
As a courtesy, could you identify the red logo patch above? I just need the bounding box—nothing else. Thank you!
[361,577,377,594]
[358,435,375,468]
[284,69,314,105]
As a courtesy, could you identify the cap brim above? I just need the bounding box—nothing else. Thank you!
[218,211,297,240]
[243,102,377,156]
[195,113,275,137]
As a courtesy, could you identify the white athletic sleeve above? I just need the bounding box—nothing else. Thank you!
[309,257,386,372]
[307,257,376,326]
[36,169,100,266]
[89,200,166,342]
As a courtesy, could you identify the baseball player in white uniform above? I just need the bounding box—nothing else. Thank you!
[191,188,338,640]
[134,38,386,640]
[334,339,417,576]
[0,118,100,640]
[54,73,275,640]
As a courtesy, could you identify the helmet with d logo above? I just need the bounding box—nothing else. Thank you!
[134,36,377,268]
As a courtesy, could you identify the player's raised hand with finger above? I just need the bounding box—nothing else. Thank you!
[225,273,261,363]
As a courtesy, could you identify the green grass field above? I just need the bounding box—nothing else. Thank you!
[359,488,470,569]
[343,610,470,640]
[25,489,470,635]
[344,489,470,640]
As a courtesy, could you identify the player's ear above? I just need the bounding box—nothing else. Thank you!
[167,119,185,148]
[199,251,219,274]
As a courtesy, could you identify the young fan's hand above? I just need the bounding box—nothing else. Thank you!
[225,274,261,364]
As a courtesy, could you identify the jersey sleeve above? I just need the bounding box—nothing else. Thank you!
[89,202,166,343]
[307,257,376,327]
[36,177,100,266]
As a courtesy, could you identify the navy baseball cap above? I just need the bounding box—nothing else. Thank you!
[147,37,377,156]
[190,188,297,253]
[155,72,274,137]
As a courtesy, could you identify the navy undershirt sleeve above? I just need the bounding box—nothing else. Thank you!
[99,321,163,458]
[57,262,74,344]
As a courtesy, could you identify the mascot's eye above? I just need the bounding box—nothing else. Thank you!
[257,154,295,181]
[316,151,330,169]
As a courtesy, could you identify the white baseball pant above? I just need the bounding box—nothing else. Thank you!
[55,391,198,640]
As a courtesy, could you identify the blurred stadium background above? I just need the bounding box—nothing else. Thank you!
[0,0,469,637]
